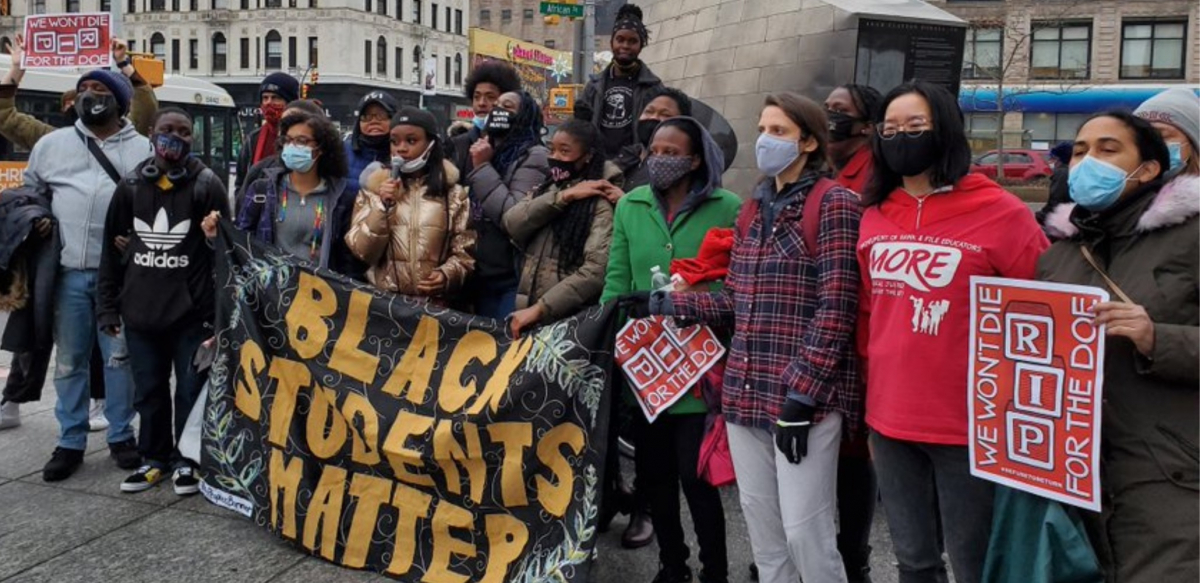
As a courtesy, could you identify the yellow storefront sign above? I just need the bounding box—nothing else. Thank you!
[469,28,573,72]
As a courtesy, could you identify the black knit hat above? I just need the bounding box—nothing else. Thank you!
[260,72,300,103]
[391,107,440,142]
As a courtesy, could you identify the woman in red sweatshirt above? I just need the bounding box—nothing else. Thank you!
[856,80,1049,583]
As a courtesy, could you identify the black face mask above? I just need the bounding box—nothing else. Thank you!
[359,132,389,150]
[548,157,585,183]
[827,111,862,143]
[486,109,513,141]
[637,119,659,147]
[75,91,119,127]
[880,132,939,177]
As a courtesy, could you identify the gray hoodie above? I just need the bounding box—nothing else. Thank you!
[24,120,151,270]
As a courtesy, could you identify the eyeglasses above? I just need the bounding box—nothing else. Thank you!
[361,113,390,123]
[282,135,316,147]
[877,119,932,140]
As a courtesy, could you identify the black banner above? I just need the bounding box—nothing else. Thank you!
[200,223,615,581]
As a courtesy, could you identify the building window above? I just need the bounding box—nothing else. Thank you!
[1030,23,1092,79]
[1023,112,1089,145]
[32,0,45,13]
[395,0,402,20]
[170,39,180,72]
[413,45,421,83]
[376,0,385,15]
[265,30,282,70]
[150,33,166,60]
[454,53,462,85]
[189,38,198,69]
[413,0,421,24]
[308,37,318,67]
[455,9,463,34]
[128,40,136,52]
[501,9,511,23]
[172,0,179,10]
[364,40,372,75]
[545,39,555,48]
[190,0,197,9]
[213,33,227,72]
[432,3,438,29]
[444,6,451,30]
[962,28,1001,80]
[523,8,533,21]
[239,37,249,69]
[395,46,403,79]
[66,0,79,11]
[288,36,296,69]
[265,0,279,6]
[241,0,247,8]
[377,37,387,75]
[150,0,164,10]
[1120,21,1186,79]
[444,55,450,86]
[479,9,489,24]
[364,0,371,12]
[126,0,134,13]
[101,0,111,11]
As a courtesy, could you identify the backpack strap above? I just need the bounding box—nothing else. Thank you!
[76,128,123,184]
[801,178,838,258]
[735,198,760,240]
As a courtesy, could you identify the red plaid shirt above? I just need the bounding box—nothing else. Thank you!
[672,177,864,434]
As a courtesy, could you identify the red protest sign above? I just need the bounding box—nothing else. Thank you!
[23,13,112,70]
[614,317,725,422]
[968,277,1108,511]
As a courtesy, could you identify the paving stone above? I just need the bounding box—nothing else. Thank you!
[0,405,112,480]
[272,557,394,582]
[21,448,185,509]
[5,508,303,583]
[0,481,159,580]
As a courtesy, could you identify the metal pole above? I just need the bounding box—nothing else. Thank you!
[417,32,428,109]
[581,0,595,80]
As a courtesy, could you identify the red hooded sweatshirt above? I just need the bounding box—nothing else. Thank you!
[857,173,1049,445]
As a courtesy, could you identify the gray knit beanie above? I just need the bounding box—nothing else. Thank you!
[1135,88,1200,150]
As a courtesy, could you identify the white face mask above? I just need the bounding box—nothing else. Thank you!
[391,142,435,175]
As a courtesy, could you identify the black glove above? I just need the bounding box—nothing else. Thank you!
[617,291,653,319]
[34,217,52,238]
[776,397,816,465]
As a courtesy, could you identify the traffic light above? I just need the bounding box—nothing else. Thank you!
[311,69,319,84]
[301,83,309,98]
[544,15,561,25]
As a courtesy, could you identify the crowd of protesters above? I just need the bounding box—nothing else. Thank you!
[0,4,1196,583]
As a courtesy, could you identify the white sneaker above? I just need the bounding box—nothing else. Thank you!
[88,399,109,432]
[0,401,19,430]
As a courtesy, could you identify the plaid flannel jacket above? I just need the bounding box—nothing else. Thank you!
[672,175,865,434]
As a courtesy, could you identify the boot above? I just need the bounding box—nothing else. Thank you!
[621,508,654,549]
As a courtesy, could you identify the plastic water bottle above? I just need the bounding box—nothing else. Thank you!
[650,265,674,292]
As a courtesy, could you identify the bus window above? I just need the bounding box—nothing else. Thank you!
[192,114,209,166]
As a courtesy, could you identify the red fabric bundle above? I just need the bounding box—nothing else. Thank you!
[670,227,735,285]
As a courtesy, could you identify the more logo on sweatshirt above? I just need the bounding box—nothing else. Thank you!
[134,208,191,269]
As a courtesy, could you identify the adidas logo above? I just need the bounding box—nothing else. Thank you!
[134,208,190,251]
[133,208,191,269]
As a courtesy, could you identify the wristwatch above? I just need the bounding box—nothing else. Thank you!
[115,58,133,69]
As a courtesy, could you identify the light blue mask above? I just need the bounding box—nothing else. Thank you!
[1068,156,1141,211]
[1167,142,1184,174]
[756,133,800,177]
[281,144,316,173]
[473,115,488,130]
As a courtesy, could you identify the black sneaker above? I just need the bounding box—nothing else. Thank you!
[121,465,166,493]
[651,565,693,583]
[172,466,200,496]
[109,438,141,470]
[42,447,85,482]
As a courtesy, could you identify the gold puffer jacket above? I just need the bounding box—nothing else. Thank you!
[344,160,475,299]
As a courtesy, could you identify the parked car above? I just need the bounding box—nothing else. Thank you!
[971,149,1054,182]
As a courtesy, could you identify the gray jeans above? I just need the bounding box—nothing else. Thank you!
[728,414,847,583]
[870,431,994,583]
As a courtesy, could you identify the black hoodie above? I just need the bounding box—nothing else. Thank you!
[98,157,229,333]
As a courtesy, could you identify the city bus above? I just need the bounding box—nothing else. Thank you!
[0,54,238,186]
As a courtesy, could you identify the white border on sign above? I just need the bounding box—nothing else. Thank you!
[21,12,113,70]
[967,276,1108,512]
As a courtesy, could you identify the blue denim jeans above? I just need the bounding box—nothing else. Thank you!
[125,320,209,468]
[53,269,135,450]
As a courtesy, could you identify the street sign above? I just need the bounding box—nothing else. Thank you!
[540,1,583,18]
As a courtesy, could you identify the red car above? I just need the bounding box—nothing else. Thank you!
[971,149,1054,182]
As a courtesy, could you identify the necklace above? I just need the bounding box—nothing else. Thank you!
[278,186,326,260]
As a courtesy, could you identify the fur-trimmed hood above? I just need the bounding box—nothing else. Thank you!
[1044,174,1200,239]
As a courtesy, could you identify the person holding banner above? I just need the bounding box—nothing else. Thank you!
[856,80,1049,583]
[603,116,740,583]
[345,107,475,303]
[234,99,328,213]
[230,111,362,279]
[23,69,151,482]
[504,120,622,339]
[635,93,864,583]
[99,107,228,496]
[464,91,550,318]
[1039,110,1198,583]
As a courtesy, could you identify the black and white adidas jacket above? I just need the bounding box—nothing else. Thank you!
[98,157,229,333]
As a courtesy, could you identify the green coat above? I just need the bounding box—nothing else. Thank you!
[1038,174,1199,583]
[601,184,742,415]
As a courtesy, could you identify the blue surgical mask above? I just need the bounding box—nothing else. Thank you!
[756,133,800,177]
[473,114,487,130]
[1167,142,1184,174]
[1068,156,1142,211]
[281,144,316,173]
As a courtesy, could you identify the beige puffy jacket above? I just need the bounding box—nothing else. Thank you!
[344,160,475,299]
